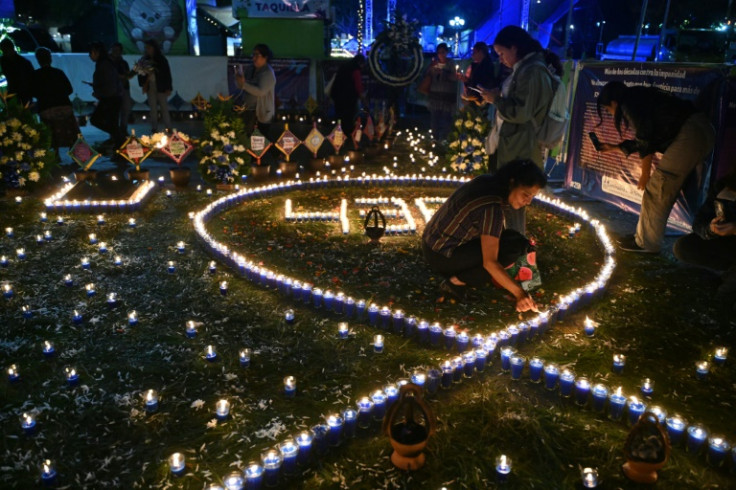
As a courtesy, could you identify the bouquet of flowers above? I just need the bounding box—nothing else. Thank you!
[198,98,250,184]
[132,58,154,76]
[0,95,56,191]
[447,106,489,175]
[381,13,420,52]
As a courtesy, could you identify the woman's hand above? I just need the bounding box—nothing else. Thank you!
[710,216,736,236]
[515,291,538,313]
[637,172,650,191]
[480,87,499,104]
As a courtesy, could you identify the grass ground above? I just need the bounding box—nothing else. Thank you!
[1,134,735,489]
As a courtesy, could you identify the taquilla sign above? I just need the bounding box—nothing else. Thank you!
[233,0,330,18]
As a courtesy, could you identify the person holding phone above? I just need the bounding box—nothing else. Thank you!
[423,43,457,142]
[673,171,736,311]
[594,80,715,253]
[235,44,276,134]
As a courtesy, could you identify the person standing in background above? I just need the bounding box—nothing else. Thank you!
[0,38,34,106]
[109,42,134,136]
[137,39,172,133]
[424,43,457,142]
[88,41,123,152]
[330,54,367,136]
[235,43,276,136]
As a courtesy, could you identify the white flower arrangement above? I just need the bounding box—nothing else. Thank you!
[447,106,490,175]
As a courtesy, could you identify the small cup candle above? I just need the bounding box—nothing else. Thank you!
[343,408,357,438]
[204,345,217,362]
[128,218,137,228]
[495,454,512,483]
[574,377,591,406]
[284,376,296,397]
[40,212,48,222]
[373,334,384,353]
[222,472,244,489]
[106,292,118,308]
[113,255,122,266]
[443,325,457,350]
[64,274,73,287]
[128,311,138,326]
[215,399,230,420]
[284,308,295,324]
[411,371,427,387]
[356,396,374,429]
[41,459,57,484]
[0,256,8,267]
[7,364,20,383]
[338,322,349,339]
[475,348,488,372]
[509,354,525,380]
[185,320,197,338]
[559,369,575,397]
[713,347,728,365]
[208,261,217,274]
[2,283,13,299]
[5,226,13,237]
[261,449,283,487]
[581,467,599,488]
[81,257,90,269]
[168,452,186,476]
[528,357,543,383]
[72,310,83,325]
[145,389,159,412]
[64,365,79,386]
[707,436,731,466]
[665,414,687,445]
[695,361,710,380]
[88,233,97,244]
[429,322,443,346]
[56,216,64,225]
[371,390,387,420]
[296,431,313,464]
[609,387,626,420]
[640,378,654,398]
[326,414,344,446]
[42,341,55,358]
[15,248,25,260]
[239,348,251,367]
[176,241,186,253]
[21,412,36,434]
[687,424,708,453]
[500,347,516,372]
[627,396,647,425]
[85,283,96,297]
[280,439,299,474]
[219,281,228,296]
[648,405,666,424]
[426,369,441,394]
[21,305,32,319]
[568,226,576,238]
[544,363,560,390]
[441,360,454,389]
[96,214,105,225]
[35,234,43,245]
[367,304,379,326]
[583,316,596,337]
[612,354,625,374]
[98,242,108,254]
[167,261,176,273]
[591,383,609,412]
[44,230,53,242]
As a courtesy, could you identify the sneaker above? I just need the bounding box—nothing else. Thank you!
[618,235,658,254]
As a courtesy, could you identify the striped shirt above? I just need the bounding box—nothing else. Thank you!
[422,175,506,257]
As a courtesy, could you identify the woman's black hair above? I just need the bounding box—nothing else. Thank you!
[253,43,273,62]
[35,47,52,67]
[493,25,543,59]
[88,41,108,59]
[596,80,629,134]
[436,43,449,54]
[494,159,547,199]
[144,39,164,62]
[543,49,563,76]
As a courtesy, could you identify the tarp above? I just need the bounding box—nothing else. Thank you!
[565,62,729,233]
[114,0,191,55]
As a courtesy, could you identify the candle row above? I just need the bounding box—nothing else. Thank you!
[43,180,156,212]
[414,196,447,222]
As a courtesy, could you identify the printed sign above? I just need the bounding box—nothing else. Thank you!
[233,0,330,19]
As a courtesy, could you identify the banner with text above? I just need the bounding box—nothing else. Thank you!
[233,0,329,19]
[565,63,729,233]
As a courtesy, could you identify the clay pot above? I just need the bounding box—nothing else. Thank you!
[74,169,97,182]
[250,164,270,181]
[127,169,150,181]
[169,167,191,188]
[278,160,298,178]
[308,158,327,172]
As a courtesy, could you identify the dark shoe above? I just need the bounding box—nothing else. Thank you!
[439,279,467,301]
[618,235,658,254]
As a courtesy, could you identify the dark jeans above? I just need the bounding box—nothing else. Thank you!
[673,233,736,272]
[90,96,123,146]
[423,229,530,287]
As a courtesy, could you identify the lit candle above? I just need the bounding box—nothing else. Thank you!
[185,320,197,338]
[509,354,525,380]
[284,308,295,324]
[583,316,596,337]
[640,378,654,398]
[343,408,358,438]
[113,255,122,266]
[495,454,512,483]
[176,241,186,253]
[85,283,96,297]
[428,322,443,346]
[41,459,57,483]
[581,467,599,488]
[379,306,391,329]
[261,449,283,487]
[56,216,64,225]
[591,383,609,412]
[206,189,213,196]
[441,360,454,389]
[239,348,251,367]
[5,226,13,237]
[627,396,646,425]
[40,212,47,222]
[665,414,687,445]
[474,348,488,372]
[96,214,105,225]
[355,299,366,318]
[145,389,159,412]
[64,365,79,385]
[391,309,404,334]
[357,396,374,429]
[208,261,217,274]
[559,369,575,397]
[157,176,165,187]
[687,424,708,453]
[98,242,108,253]
[707,436,730,466]
[279,439,299,474]
[42,340,55,358]
[222,472,243,490]
[168,452,186,476]
[544,363,559,390]
[443,325,457,350]
[296,431,313,464]
[312,288,323,308]
[88,233,98,244]
[326,414,344,446]
[500,347,516,372]
[7,363,20,383]
[713,347,728,365]
[35,234,43,245]
[215,399,230,420]
[371,390,387,420]
[128,311,138,326]
[63,274,73,287]
[219,281,228,296]
[338,322,349,339]
[612,354,625,374]
[167,261,176,274]
[695,360,710,380]
[81,257,90,269]
[609,387,626,420]
[569,226,576,238]
[16,248,25,260]
[106,292,118,308]
[128,218,136,228]
[204,345,217,362]
[528,357,544,383]
[284,375,296,397]
[0,256,8,267]
[323,290,335,310]
[373,334,384,353]
[426,368,441,394]
[21,412,36,434]
[72,310,83,325]
[574,377,591,406]
[367,304,379,326]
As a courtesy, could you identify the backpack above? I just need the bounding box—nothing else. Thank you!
[533,67,569,149]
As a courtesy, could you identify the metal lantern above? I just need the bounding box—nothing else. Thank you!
[382,383,436,470]
[364,206,387,243]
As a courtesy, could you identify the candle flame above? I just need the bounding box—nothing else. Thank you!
[615,386,623,396]
[146,389,154,401]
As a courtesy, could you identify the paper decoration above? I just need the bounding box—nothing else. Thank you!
[159,131,194,165]
[275,124,302,162]
[233,104,247,114]
[375,109,387,141]
[217,93,233,101]
[117,131,153,169]
[190,93,211,111]
[352,118,363,149]
[68,134,100,170]
[246,128,272,164]
[326,121,346,154]
[303,123,325,158]
[364,114,375,142]
[305,96,319,115]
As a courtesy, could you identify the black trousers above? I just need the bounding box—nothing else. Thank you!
[90,96,123,146]
[673,233,736,273]
[423,229,531,287]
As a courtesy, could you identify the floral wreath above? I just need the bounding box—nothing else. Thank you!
[367,14,424,87]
